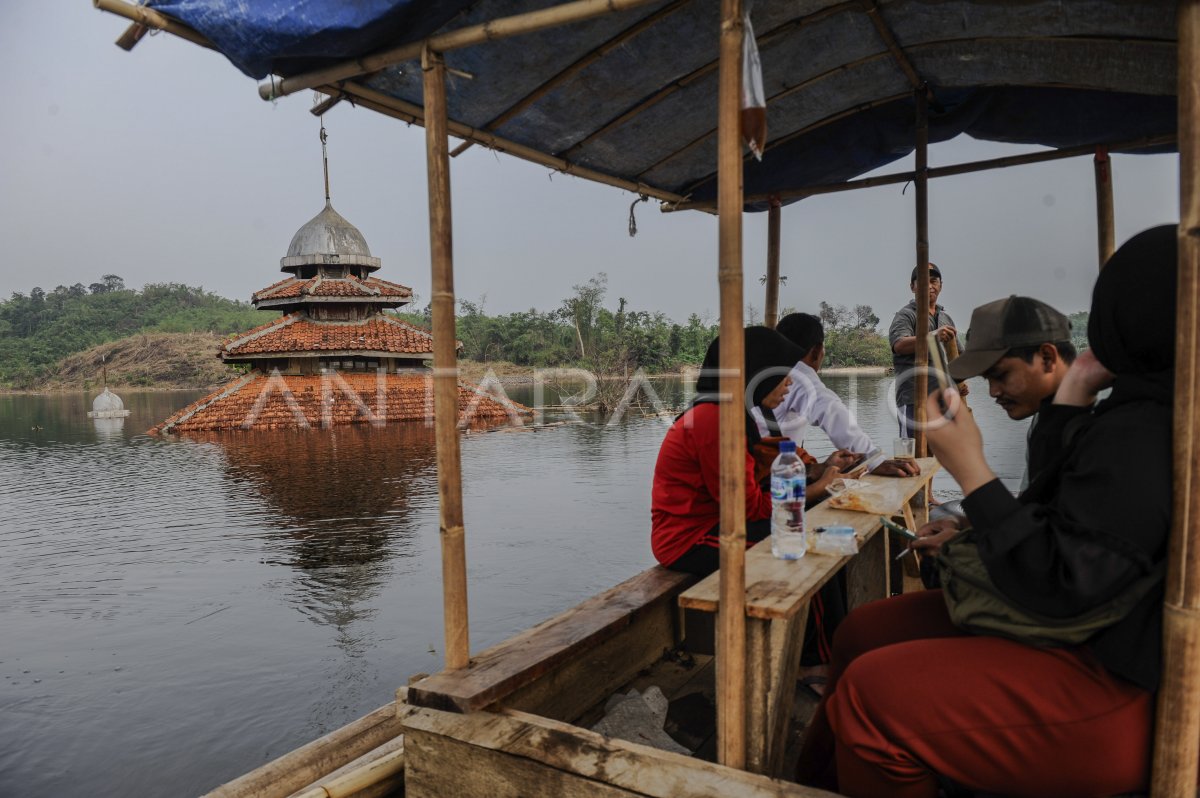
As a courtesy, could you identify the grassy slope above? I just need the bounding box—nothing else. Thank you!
[31,333,242,391]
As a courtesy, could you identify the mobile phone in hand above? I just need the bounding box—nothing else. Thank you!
[879,515,919,541]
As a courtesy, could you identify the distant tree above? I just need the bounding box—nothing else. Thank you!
[813,300,890,367]
[852,304,879,331]
[560,273,607,358]
[1068,311,1089,351]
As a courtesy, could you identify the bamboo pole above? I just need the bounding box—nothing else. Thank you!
[332,82,686,205]
[289,739,405,798]
[257,0,662,100]
[92,0,214,49]
[662,134,1176,213]
[716,0,747,771]
[764,198,782,329]
[423,47,470,672]
[201,704,403,798]
[863,0,923,91]
[1094,146,1116,269]
[913,88,930,457]
[1151,2,1200,793]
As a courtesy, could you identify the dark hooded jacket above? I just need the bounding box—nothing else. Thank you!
[651,328,804,567]
[962,225,1176,691]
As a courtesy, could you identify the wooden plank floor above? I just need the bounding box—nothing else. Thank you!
[580,646,821,782]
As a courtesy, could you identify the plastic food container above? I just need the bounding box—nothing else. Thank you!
[811,525,859,555]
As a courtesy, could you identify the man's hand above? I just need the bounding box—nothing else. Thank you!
[924,387,996,495]
[957,381,970,398]
[935,325,957,343]
[823,449,859,471]
[910,517,963,556]
[870,458,920,477]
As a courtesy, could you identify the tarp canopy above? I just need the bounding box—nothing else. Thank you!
[142,0,1178,210]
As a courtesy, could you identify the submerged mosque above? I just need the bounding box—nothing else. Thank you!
[153,200,524,434]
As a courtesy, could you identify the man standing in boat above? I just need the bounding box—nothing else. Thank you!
[888,262,968,436]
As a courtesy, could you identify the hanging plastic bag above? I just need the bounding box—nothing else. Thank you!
[741,7,767,160]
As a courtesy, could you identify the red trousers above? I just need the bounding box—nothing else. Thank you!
[798,590,1152,798]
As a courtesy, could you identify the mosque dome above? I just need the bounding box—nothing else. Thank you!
[93,387,124,413]
[280,202,382,272]
[88,387,130,418]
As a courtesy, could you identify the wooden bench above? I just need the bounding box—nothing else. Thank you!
[678,457,939,776]
[408,565,698,721]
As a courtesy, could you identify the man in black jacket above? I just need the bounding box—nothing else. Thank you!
[947,295,1076,489]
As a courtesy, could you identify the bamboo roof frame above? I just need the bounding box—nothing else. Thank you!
[94,0,1176,213]
[94,0,1200,791]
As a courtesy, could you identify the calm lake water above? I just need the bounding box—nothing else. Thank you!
[0,375,1025,797]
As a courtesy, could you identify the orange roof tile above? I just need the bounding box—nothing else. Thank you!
[253,275,412,301]
[151,372,530,433]
[223,315,435,356]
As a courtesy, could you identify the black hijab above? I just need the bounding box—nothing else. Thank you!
[1089,224,1177,409]
[691,326,805,445]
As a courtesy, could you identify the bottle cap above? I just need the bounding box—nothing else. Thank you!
[779,439,796,453]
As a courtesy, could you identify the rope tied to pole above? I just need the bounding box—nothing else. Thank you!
[628,194,649,237]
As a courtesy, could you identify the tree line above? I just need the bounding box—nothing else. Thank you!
[393,274,896,373]
[0,276,272,387]
[0,272,900,388]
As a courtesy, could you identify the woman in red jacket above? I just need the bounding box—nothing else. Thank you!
[653,326,849,574]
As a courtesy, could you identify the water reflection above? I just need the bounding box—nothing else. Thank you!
[91,417,125,440]
[198,426,439,629]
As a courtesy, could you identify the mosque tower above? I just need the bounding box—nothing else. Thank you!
[153,133,524,433]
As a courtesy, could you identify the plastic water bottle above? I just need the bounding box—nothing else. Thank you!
[769,439,807,560]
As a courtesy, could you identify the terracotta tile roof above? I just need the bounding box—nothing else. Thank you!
[253,275,412,301]
[151,372,530,433]
[254,276,296,297]
[223,314,436,356]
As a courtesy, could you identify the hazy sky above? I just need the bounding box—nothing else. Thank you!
[0,2,1181,329]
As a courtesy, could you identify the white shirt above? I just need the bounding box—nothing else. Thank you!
[753,360,886,470]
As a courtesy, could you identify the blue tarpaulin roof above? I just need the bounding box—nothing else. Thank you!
[141,0,1179,209]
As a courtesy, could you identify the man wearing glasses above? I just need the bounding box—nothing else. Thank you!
[888,263,968,436]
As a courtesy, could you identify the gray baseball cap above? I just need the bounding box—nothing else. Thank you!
[949,296,1072,380]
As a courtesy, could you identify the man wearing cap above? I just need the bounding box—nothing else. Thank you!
[888,262,968,437]
[947,295,1077,490]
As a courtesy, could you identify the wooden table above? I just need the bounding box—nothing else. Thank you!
[677,457,939,776]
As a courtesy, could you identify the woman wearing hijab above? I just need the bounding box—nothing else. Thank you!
[651,326,806,574]
[796,226,1175,797]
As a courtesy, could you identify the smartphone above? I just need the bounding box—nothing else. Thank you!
[926,330,953,393]
[879,515,919,541]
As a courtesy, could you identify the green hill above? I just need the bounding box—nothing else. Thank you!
[0,276,273,389]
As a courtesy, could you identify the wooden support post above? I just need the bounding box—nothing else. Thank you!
[913,88,930,458]
[744,611,807,776]
[1151,2,1200,792]
[764,197,782,329]
[1094,146,1116,269]
[423,47,470,671]
[716,0,747,770]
